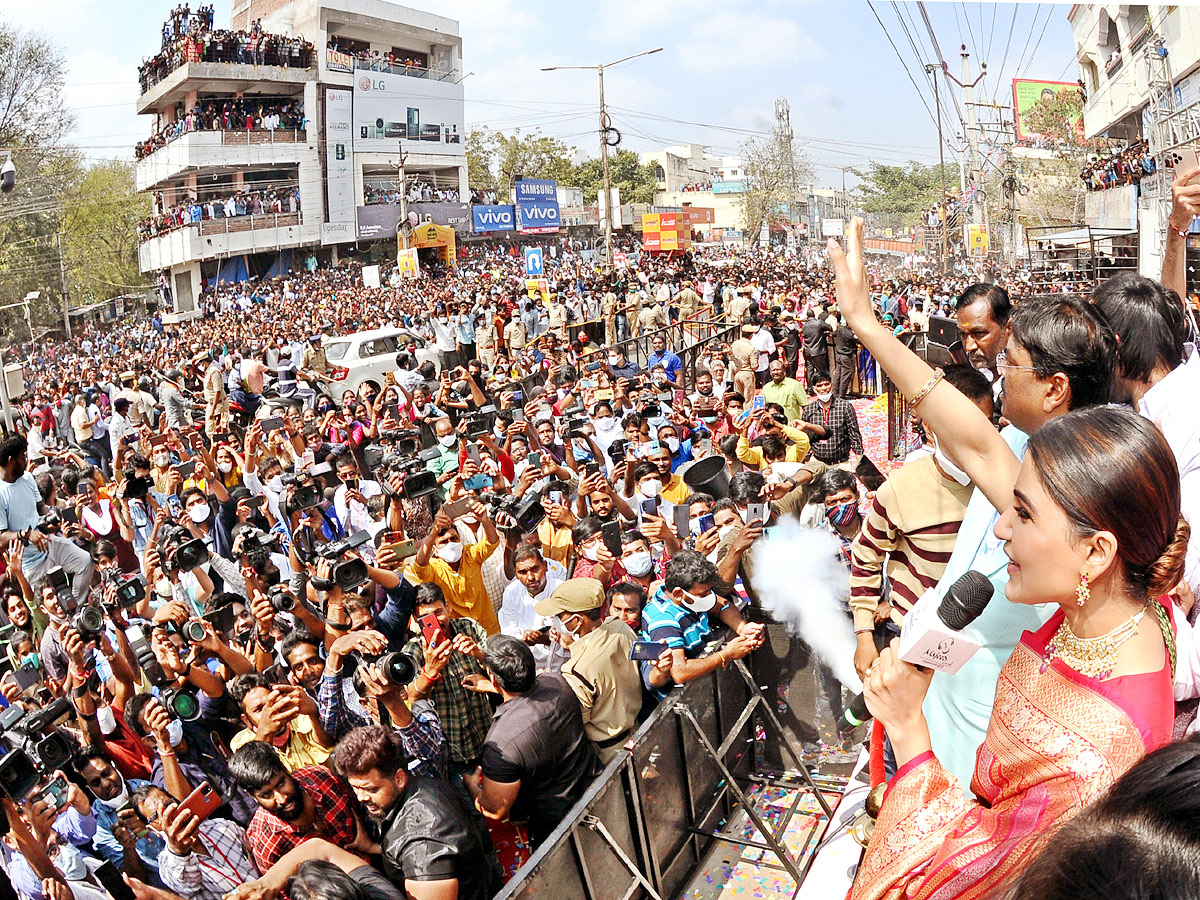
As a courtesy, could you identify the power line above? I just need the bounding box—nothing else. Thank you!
[989,5,1019,107]
[864,0,941,133]
[1012,4,1046,79]
[1017,5,1056,80]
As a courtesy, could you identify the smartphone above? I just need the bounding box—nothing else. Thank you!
[420,613,447,647]
[585,361,604,372]
[259,416,285,435]
[58,506,78,525]
[167,494,183,518]
[211,432,230,445]
[697,513,716,534]
[549,490,565,506]
[175,459,197,479]
[13,664,41,696]
[752,394,765,411]
[630,640,669,662]
[149,434,169,449]
[674,389,686,405]
[526,451,541,467]
[94,861,137,900]
[746,502,766,524]
[465,442,483,466]
[594,389,614,402]
[601,520,623,557]
[1174,147,1199,171]
[673,504,691,537]
[512,409,526,423]
[440,498,472,519]
[179,781,223,822]
[463,473,493,491]
[35,775,70,812]
[640,497,660,518]
[379,539,418,562]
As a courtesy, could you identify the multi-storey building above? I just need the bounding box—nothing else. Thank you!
[136,0,466,313]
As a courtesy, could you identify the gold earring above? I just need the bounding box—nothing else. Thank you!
[1076,572,1090,607]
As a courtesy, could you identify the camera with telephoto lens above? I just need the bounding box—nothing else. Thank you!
[125,624,167,686]
[287,479,322,512]
[608,439,627,463]
[103,568,147,609]
[269,583,296,612]
[317,530,372,590]
[350,651,417,695]
[161,686,201,721]
[181,619,207,643]
[170,538,209,572]
[0,699,75,800]
[72,602,107,639]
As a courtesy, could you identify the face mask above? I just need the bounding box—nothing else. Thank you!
[608,355,621,366]
[555,615,581,642]
[154,453,169,468]
[267,475,283,493]
[664,437,680,453]
[107,771,130,807]
[581,544,599,562]
[826,500,858,527]
[437,541,463,564]
[217,460,233,474]
[188,503,210,523]
[54,842,89,881]
[623,550,652,577]
[640,479,661,498]
[717,523,735,542]
[678,588,717,614]
[166,718,185,747]
[932,437,972,487]
[438,434,457,448]
[595,416,614,430]
[815,391,833,403]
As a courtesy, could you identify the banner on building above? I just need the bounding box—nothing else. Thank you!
[1012,79,1085,143]
[327,48,354,73]
[323,88,355,244]
[472,204,515,233]
[515,179,561,233]
[642,212,692,252]
[353,71,465,156]
[409,201,470,232]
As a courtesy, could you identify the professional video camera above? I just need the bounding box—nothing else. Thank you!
[102,568,147,609]
[639,400,661,420]
[281,473,322,512]
[379,447,441,500]
[0,699,74,800]
[479,490,545,532]
[608,439,628,463]
[317,530,372,590]
[462,404,497,440]
[377,428,422,456]
[36,509,62,534]
[122,468,154,501]
[170,538,209,572]
[241,530,279,575]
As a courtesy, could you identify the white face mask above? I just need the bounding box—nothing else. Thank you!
[53,842,89,881]
[96,704,118,736]
[815,390,833,403]
[623,550,652,577]
[640,479,661,498]
[154,453,169,468]
[595,416,614,430]
[107,772,130,807]
[267,475,283,493]
[187,503,210,523]
[717,523,735,541]
[166,717,185,747]
[608,355,621,366]
[217,460,233,474]
[678,588,717,614]
[664,437,680,453]
[581,544,599,562]
[437,541,464,564]
[438,434,457,448]
[932,436,972,486]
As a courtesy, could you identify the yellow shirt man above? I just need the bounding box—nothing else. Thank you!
[229,714,330,771]
[410,535,502,635]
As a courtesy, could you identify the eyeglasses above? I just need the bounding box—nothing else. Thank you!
[996,350,1038,373]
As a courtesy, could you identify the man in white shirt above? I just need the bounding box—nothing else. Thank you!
[108,397,134,460]
[499,545,566,672]
[332,456,382,540]
[750,319,776,388]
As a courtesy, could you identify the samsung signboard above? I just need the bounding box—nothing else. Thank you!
[472,204,515,233]
[515,179,560,234]
[353,71,465,157]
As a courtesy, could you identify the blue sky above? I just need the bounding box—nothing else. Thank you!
[7,0,1077,188]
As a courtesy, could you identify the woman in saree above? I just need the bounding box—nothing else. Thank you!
[829,218,1185,900]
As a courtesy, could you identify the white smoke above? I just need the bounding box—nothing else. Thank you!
[750,519,863,693]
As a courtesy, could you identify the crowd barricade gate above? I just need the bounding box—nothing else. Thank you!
[493,657,834,900]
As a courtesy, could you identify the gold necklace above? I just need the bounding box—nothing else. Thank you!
[1043,611,1145,680]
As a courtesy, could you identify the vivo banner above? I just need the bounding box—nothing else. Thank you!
[472,204,515,233]
[515,179,560,234]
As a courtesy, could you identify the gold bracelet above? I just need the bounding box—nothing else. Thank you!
[908,367,945,409]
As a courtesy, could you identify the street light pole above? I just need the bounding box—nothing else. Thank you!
[925,63,949,273]
[543,47,662,273]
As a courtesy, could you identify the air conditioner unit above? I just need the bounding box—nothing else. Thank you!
[4,363,26,400]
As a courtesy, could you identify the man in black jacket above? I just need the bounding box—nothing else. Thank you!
[801,308,832,389]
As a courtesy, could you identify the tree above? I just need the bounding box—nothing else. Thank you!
[738,131,812,243]
[465,127,575,197]
[0,22,78,338]
[62,159,150,307]
[851,161,961,231]
[569,148,658,204]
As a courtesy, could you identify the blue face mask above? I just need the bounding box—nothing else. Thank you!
[826,500,858,527]
[166,718,185,747]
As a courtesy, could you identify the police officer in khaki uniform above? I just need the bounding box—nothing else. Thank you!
[535,578,641,764]
[504,313,527,353]
[301,333,328,377]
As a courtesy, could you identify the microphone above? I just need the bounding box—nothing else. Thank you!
[837,570,994,733]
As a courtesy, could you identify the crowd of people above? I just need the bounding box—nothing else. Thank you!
[5,165,1200,900]
[139,10,315,94]
[363,181,462,207]
[326,41,431,76]
[138,188,302,241]
[135,97,306,160]
[1079,138,1156,191]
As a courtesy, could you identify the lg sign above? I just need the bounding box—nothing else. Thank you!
[357,77,389,91]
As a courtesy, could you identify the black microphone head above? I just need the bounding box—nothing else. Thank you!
[937,570,994,631]
[839,692,872,733]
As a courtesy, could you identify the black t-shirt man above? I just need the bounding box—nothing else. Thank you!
[372,775,493,900]
[479,673,600,846]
